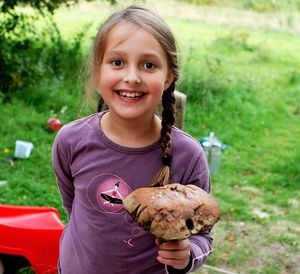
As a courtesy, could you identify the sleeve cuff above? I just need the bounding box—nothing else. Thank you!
[165,253,193,274]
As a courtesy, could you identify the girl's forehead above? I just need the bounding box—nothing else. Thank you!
[107,22,139,42]
[112,21,140,34]
[105,22,158,49]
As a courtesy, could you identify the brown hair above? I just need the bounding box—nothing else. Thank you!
[85,6,180,187]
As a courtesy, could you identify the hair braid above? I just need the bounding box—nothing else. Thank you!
[97,95,108,113]
[150,82,176,187]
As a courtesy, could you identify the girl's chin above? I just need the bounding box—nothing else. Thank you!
[109,108,155,121]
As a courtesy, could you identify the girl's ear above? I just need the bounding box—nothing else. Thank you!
[164,72,175,90]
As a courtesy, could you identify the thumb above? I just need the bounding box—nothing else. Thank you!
[155,238,161,246]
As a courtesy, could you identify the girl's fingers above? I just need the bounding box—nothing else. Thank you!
[155,238,190,251]
[155,238,191,269]
[157,255,190,270]
[157,256,182,268]
[158,249,190,260]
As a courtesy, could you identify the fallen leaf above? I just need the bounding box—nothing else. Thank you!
[221,252,230,258]
[227,233,235,242]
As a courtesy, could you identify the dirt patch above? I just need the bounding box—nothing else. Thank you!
[207,220,300,273]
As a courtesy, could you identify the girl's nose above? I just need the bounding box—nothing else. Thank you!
[123,67,141,84]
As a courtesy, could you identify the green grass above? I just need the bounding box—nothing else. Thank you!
[0,1,300,273]
[182,0,300,12]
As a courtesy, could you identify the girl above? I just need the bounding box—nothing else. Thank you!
[52,5,213,274]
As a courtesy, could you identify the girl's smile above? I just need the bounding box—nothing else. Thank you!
[117,89,145,102]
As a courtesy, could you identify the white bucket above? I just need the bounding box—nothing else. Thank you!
[14,140,34,158]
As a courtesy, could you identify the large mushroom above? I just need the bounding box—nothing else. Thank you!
[122,183,221,241]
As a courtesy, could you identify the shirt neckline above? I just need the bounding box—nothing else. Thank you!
[95,112,161,154]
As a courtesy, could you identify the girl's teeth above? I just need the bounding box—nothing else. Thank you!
[119,91,143,98]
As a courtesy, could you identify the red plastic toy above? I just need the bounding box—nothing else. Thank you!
[47,118,62,132]
[0,204,64,273]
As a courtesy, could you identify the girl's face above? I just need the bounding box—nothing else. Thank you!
[98,22,174,121]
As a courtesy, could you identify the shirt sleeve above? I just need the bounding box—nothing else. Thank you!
[167,149,214,274]
[52,129,74,218]
[187,151,214,273]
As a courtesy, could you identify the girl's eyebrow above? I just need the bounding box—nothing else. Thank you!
[105,49,127,56]
[106,50,161,60]
[141,53,161,60]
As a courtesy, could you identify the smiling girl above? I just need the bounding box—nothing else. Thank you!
[52,5,213,274]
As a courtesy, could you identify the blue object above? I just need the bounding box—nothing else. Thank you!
[199,137,230,151]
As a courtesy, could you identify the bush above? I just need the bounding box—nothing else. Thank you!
[0,11,43,93]
[242,0,278,12]
[0,8,88,96]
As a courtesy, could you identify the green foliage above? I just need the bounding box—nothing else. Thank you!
[182,0,300,12]
[210,30,256,52]
[0,0,117,13]
[0,0,78,13]
[179,31,264,142]
[0,11,41,93]
[242,0,300,12]
[242,0,277,12]
[0,9,88,95]
[0,0,115,96]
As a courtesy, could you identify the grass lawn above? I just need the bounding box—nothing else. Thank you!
[0,0,299,273]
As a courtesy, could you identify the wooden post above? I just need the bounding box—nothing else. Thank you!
[156,90,187,129]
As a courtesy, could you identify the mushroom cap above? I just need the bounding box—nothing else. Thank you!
[123,183,221,241]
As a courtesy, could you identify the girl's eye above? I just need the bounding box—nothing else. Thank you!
[111,59,123,66]
[143,62,156,70]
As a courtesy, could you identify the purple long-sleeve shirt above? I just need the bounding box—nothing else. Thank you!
[52,112,213,274]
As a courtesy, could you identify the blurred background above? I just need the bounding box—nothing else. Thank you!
[0,0,299,273]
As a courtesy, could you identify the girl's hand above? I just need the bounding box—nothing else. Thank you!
[155,238,191,270]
